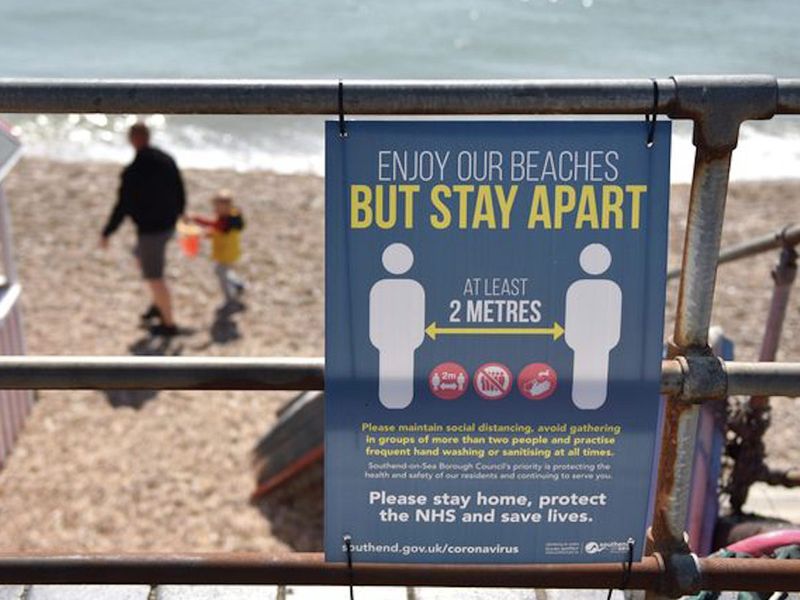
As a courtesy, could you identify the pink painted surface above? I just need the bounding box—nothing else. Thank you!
[728,530,800,556]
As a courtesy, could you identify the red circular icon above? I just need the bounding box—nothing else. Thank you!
[429,362,469,400]
[473,363,513,400]
[518,362,558,400]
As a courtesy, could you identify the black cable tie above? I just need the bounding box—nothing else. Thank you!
[646,79,659,148]
[606,540,635,600]
[622,540,635,589]
[338,80,348,138]
[778,223,796,249]
[344,534,355,600]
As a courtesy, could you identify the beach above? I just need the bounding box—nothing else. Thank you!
[0,157,797,553]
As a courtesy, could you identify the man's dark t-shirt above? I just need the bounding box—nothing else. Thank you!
[102,146,186,237]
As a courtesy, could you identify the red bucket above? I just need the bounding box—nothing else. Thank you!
[177,222,202,258]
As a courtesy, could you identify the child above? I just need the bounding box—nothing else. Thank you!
[190,190,246,308]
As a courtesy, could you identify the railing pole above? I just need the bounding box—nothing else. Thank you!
[647,75,779,598]
[648,147,733,600]
[672,153,732,350]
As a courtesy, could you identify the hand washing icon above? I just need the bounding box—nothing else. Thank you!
[527,379,552,397]
[518,363,557,401]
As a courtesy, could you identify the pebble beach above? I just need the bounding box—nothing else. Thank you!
[0,157,797,552]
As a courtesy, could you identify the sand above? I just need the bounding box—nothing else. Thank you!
[0,157,797,553]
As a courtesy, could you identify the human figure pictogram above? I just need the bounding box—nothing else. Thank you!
[369,243,426,409]
[565,243,622,410]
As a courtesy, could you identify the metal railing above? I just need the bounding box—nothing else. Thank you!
[0,287,31,465]
[0,176,33,466]
[667,223,800,280]
[675,223,800,514]
[0,553,798,596]
[1,75,800,597]
[0,356,795,400]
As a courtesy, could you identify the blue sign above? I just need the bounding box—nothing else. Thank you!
[325,120,670,564]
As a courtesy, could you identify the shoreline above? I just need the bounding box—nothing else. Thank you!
[14,150,800,185]
[7,113,800,183]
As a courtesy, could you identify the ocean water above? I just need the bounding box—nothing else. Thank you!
[1,0,799,181]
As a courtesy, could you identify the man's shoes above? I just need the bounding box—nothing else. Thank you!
[140,304,162,321]
[150,323,179,337]
[234,282,246,298]
[220,299,246,314]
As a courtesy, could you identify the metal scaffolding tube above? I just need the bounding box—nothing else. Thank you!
[0,356,325,390]
[672,153,733,350]
[647,75,781,599]
[725,361,800,398]
[0,78,679,114]
[0,356,795,399]
[667,223,800,280]
[0,76,795,116]
[0,553,797,593]
[778,78,800,113]
[650,137,736,598]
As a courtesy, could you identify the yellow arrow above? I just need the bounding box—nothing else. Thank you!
[425,321,564,341]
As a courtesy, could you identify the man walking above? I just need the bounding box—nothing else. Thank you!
[100,122,185,337]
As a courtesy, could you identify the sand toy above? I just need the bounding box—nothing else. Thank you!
[177,220,203,258]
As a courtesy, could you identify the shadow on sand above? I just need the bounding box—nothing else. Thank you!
[251,391,325,551]
[103,301,244,408]
[254,462,324,552]
[193,302,246,351]
[103,329,189,410]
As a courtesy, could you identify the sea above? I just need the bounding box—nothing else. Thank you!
[1,0,799,182]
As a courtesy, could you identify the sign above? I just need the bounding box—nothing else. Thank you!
[325,120,670,564]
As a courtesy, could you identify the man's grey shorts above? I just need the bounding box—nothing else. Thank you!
[134,230,173,280]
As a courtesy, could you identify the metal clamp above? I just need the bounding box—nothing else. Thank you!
[655,551,702,598]
[673,354,727,403]
[773,225,799,286]
[669,75,778,156]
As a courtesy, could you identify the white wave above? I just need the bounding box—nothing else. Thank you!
[671,120,800,184]
[6,115,800,183]
[6,114,326,176]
